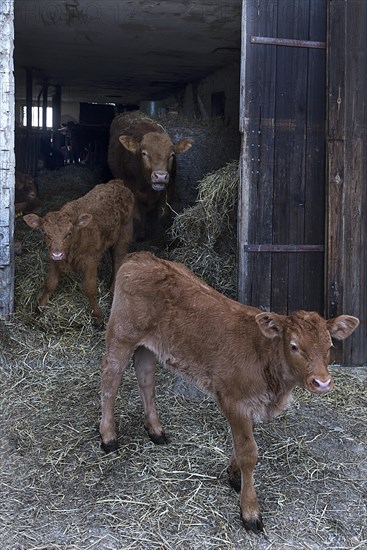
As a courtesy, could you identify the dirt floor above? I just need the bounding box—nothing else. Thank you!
[1,166,366,549]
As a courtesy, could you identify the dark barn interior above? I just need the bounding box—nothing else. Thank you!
[14,0,242,207]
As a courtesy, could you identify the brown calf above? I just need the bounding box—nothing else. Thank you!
[23,180,134,327]
[108,111,193,239]
[14,172,42,255]
[99,252,359,532]
[15,172,41,214]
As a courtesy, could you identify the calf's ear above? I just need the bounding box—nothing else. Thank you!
[119,135,138,154]
[15,201,28,213]
[255,312,284,339]
[174,138,193,154]
[77,213,92,227]
[23,213,42,229]
[327,315,360,340]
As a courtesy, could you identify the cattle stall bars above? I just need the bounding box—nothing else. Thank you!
[0,1,15,318]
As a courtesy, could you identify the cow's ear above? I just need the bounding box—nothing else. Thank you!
[119,135,138,154]
[77,213,92,227]
[327,315,360,340]
[174,138,193,154]
[255,312,284,339]
[23,213,42,229]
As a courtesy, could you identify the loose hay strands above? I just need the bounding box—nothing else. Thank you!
[1,165,367,549]
[169,161,239,297]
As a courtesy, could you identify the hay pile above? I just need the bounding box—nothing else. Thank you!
[168,160,239,298]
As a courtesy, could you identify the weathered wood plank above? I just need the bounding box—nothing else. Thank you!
[272,0,310,314]
[304,1,326,313]
[326,0,367,364]
[238,0,278,307]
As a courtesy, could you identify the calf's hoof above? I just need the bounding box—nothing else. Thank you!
[147,429,169,445]
[35,304,44,316]
[92,318,104,331]
[14,241,22,255]
[241,512,264,534]
[101,439,119,454]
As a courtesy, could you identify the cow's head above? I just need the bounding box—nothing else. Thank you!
[23,211,92,261]
[119,132,193,191]
[255,310,359,394]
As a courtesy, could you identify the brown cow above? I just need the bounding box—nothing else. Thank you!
[108,111,193,240]
[99,252,359,532]
[23,180,134,327]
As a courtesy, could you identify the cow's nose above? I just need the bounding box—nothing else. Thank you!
[309,377,333,394]
[152,171,169,183]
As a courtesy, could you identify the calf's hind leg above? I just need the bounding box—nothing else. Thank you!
[133,346,168,444]
[100,344,135,453]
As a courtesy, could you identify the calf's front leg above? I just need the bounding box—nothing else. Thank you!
[220,401,263,533]
[38,261,61,311]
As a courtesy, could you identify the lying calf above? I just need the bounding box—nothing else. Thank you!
[24,180,134,327]
[14,171,42,255]
[99,251,359,532]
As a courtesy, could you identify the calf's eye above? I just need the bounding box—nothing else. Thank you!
[290,342,298,352]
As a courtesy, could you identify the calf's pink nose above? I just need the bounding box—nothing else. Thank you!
[311,378,332,393]
[51,251,64,261]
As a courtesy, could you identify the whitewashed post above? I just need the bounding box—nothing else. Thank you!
[0,0,15,317]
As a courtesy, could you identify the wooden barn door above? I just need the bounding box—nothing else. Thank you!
[238,0,326,315]
[326,0,367,364]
